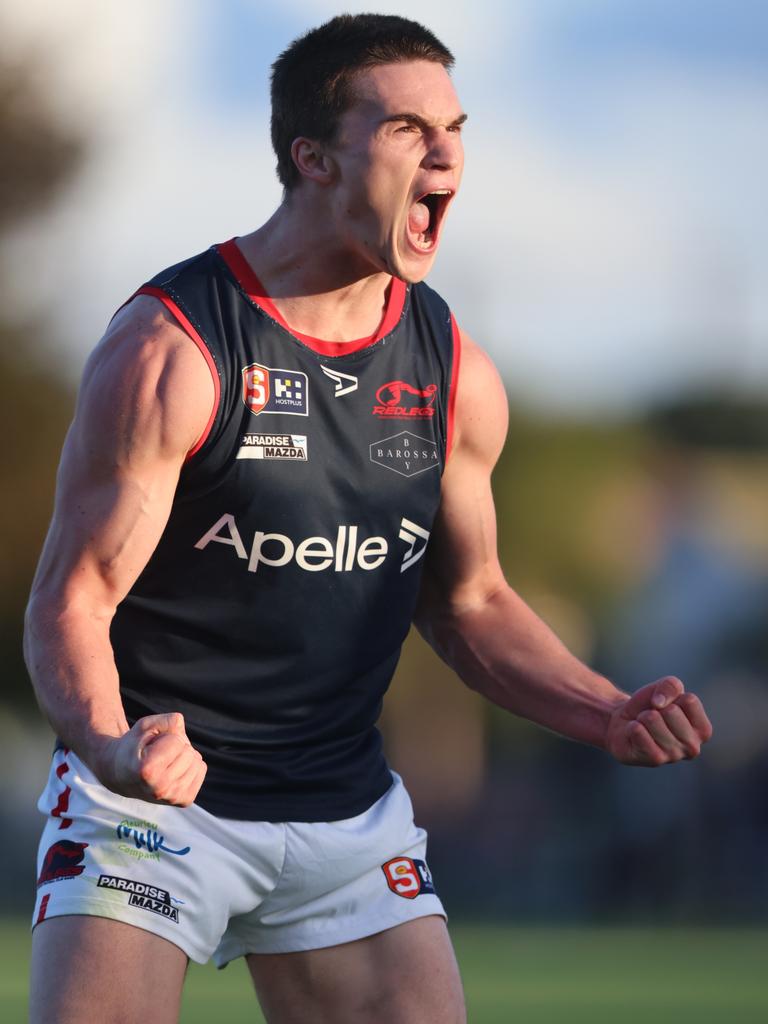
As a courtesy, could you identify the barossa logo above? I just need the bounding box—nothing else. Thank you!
[373,380,437,419]
[370,431,439,477]
[194,516,430,575]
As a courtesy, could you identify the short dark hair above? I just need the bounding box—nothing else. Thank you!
[270,13,454,190]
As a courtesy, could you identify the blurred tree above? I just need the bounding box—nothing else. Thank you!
[0,54,82,231]
[0,43,84,705]
[646,392,768,450]
[492,410,654,609]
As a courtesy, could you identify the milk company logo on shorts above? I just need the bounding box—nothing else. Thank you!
[370,431,439,477]
[237,433,308,461]
[37,840,88,886]
[115,818,191,861]
[242,363,309,417]
[381,857,436,899]
[373,380,436,419]
[98,874,182,923]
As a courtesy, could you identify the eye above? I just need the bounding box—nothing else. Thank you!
[396,123,419,133]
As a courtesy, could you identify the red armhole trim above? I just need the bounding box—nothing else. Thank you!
[446,314,462,461]
[135,286,221,460]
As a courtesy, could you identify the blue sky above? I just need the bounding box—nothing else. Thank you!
[5,0,767,413]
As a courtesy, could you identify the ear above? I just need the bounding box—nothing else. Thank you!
[290,137,337,186]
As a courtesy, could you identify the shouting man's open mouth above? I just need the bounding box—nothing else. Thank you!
[407,189,454,253]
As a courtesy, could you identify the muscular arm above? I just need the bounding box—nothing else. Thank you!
[416,331,712,765]
[23,295,214,802]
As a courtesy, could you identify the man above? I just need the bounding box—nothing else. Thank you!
[25,14,712,1024]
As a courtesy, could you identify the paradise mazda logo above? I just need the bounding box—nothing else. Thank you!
[237,433,308,461]
[194,515,430,575]
[98,874,183,923]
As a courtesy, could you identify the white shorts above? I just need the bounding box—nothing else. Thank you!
[32,749,445,965]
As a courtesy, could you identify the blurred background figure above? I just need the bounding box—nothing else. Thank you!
[2,0,766,922]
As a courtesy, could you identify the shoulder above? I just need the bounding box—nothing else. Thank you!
[451,327,508,466]
[76,293,214,460]
[90,293,209,397]
[143,245,219,292]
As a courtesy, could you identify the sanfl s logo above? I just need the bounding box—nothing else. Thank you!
[321,365,358,397]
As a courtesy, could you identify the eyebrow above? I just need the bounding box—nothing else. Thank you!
[381,112,468,130]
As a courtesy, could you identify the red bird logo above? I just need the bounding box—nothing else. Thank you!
[375,381,437,406]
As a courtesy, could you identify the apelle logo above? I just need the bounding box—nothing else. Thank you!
[194,515,431,575]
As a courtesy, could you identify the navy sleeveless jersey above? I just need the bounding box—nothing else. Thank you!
[109,239,460,821]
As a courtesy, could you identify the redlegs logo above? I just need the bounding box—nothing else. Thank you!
[37,840,88,886]
[373,380,437,418]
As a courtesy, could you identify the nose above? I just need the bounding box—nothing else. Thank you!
[423,128,463,172]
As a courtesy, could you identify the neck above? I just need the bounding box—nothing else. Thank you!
[236,195,393,343]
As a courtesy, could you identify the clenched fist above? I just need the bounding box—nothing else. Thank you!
[605,676,713,767]
[96,713,207,805]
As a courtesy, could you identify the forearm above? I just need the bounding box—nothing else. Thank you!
[417,584,628,749]
[24,594,129,774]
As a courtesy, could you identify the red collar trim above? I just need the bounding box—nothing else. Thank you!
[216,238,406,356]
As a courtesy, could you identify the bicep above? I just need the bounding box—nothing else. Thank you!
[30,298,214,616]
[420,332,509,613]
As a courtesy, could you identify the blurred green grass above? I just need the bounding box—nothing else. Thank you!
[4,920,767,1022]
